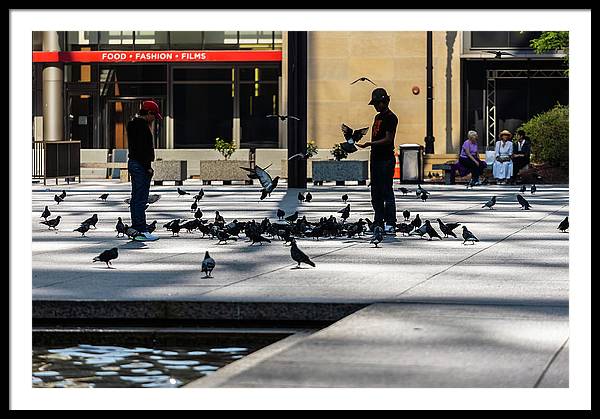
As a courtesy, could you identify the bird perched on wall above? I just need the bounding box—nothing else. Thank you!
[484,50,515,59]
[277,209,286,220]
[350,76,376,86]
[81,214,99,229]
[370,225,384,248]
[338,204,350,222]
[462,226,479,245]
[290,238,316,268]
[531,184,537,194]
[177,187,190,197]
[115,217,126,237]
[436,219,460,238]
[41,206,51,221]
[240,164,280,201]
[41,216,61,230]
[341,193,349,203]
[557,216,569,233]
[305,192,313,203]
[298,192,305,203]
[340,124,369,153]
[267,114,300,121]
[482,196,497,210]
[54,194,63,205]
[93,247,118,268]
[424,220,442,241]
[201,251,216,278]
[402,210,410,221]
[398,187,410,196]
[520,184,527,193]
[517,194,532,210]
[74,223,91,237]
[99,193,109,201]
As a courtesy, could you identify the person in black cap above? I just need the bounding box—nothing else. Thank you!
[357,88,398,234]
[126,100,162,241]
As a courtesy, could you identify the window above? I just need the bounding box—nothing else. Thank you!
[471,31,543,49]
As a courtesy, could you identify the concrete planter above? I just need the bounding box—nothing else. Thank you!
[312,160,369,184]
[198,160,251,183]
[152,160,188,185]
[280,159,316,180]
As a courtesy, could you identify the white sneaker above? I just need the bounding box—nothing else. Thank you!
[384,224,396,235]
[133,232,159,242]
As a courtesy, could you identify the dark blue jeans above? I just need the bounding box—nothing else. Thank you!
[128,159,151,233]
[370,157,397,226]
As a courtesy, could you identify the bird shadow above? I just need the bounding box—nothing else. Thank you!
[119,241,148,250]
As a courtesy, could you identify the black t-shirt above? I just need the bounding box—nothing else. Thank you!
[370,109,398,161]
[126,117,155,169]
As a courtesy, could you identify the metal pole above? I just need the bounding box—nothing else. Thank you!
[42,31,64,142]
[287,31,308,189]
[424,31,435,154]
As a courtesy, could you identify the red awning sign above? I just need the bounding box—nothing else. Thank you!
[32,50,282,63]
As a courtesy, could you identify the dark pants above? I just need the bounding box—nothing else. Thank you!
[128,159,151,232]
[459,156,482,179]
[370,157,396,226]
[512,156,530,178]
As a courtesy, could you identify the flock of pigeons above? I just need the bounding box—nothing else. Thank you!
[37,180,569,278]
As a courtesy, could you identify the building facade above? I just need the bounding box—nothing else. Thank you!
[32,31,567,178]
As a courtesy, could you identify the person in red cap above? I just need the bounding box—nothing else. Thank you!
[357,88,398,235]
[125,100,162,241]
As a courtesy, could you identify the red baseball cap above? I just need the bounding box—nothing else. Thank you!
[141,100,163,120]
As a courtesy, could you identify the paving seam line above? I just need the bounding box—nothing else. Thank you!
[533,337,569,388]
[393,204,569,299]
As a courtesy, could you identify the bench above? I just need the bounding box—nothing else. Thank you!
[80,162,129,182]
[432,163,456,185]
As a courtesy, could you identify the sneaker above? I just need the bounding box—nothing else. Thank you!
[384,224,396,235]
[133,232,160,242]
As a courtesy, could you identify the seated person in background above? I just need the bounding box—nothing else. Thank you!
[457,130,486,185]
[493,130,514,184]
[512,129,532,182]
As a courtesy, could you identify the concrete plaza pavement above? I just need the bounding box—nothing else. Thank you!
[31,180,569,387]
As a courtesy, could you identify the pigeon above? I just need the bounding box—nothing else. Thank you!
[98,193,110,202]
[466,178,479,189]
[416,184,427,197]
[341,194,349,203]
[194,189,205,201]
[484,50,515,58]
[41,216,61,230]
[93,247,118,268]
[147,220,157,234]
[74,223,91,237]
[298,192,305,202]
[520,184,527,193]
[350,76,376,86]
[424,220,442,241]
[462,226,479,245]
[41,206,51,220]
[115,217,126,237]
[436,219,460,238]
[340,124,369,153]
[54,194,63,205]
[402,210,410,221]
[338,204,351,222]
[277,209,285,220]
[216,230,237,244]
[409,223,428,239]
[531,184,537,194]
[214,211,225,224]
[482,196,497,210]
[201,251,216,278]
[240,164,279,201]
[370,225,384,247]
[396,223,413,236]
[59,190,67,199]
[249,233,272,246]
[169,220,182,236]
[420,191,430,202]
[305,192,313,203]
[285,211,299,223]
[191,200,198,212]
[399,187,410,196]
[411,214,422,230]
[288,152,311,161]
[557,216,569,233]
[81,214,99,228]
[517,194,532,210]
[290,238,316,268]
[177,187,189,197]
[267,114,300,121]
[194,209,204,220]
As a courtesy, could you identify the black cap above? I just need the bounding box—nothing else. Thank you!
[368,88,390,105]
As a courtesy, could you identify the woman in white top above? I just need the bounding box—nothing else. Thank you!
[493,130,514,184]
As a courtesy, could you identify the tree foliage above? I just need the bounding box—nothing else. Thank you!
[520,104,569,168]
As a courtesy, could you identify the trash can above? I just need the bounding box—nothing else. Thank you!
[399,144,423,184]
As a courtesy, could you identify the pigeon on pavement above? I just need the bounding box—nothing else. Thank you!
[531,184,537,194]
[82,214,99,228]
[54,194,63,205]
[201,251,216,278]
[99,193,109,201]
[557,216,569,233]
[370,225,384,247]
[74,223,91,237]
[517,194,532,210]
[402,209,410,221]
[342,194,349,203]
[93,247,118,268]
[424,220,442,241]
[277,209,285,220]
[290,238,316,268]
[305,192,313,203]
[462,226,479,245]
[177,187,190,197]
[41,206,51,220]
[436,219,460,238]
[482,196,497,210]
[41,216,61,230]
